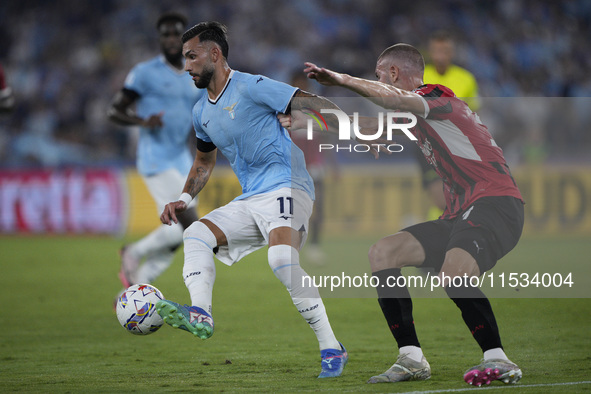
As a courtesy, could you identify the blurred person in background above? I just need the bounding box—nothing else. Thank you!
[108,12,203,289]
[418,31,481,221]
[1,1,590,169]
[0,63,15,113]
[424,31,480,110]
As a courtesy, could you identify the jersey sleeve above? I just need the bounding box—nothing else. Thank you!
[414,84,455,120]
[123,64,147,97]
[247,75,298,113]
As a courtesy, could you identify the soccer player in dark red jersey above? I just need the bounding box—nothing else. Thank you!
[302,44,524,386]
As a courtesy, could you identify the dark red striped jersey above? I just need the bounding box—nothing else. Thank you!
[412,84,523,219]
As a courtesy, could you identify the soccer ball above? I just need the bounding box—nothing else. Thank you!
[116,284,164,335]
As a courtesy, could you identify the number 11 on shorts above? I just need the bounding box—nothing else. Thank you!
[277,197,293,215]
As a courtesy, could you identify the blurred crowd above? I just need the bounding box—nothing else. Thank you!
[0,0,590,168]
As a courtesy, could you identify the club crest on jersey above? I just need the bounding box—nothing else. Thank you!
[224,102,237,119]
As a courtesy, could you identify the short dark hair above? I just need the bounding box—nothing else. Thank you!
[378,43,425,75]
[182,21,229,59]
[156,12,188,30]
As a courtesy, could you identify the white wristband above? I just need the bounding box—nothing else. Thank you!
[178,193,193,206]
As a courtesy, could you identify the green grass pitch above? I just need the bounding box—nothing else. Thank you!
[0,235,590,392]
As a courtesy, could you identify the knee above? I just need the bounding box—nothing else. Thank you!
[368,232,425,272]
[440,248,481,279]
[268,244,297,271]
[368,238,404,272]
[183,221,217,249]
[183,221,203,239]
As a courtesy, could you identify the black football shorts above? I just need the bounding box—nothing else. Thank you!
[402,196,524,274]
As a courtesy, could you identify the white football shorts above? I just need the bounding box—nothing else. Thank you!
[201,187,313,265]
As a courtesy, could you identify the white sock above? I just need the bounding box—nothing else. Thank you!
[182,221,217,314]
[128,223,184,259]
[399,345,424,363]
[135,249,175,284]
[268,245,340,350]
[483,348,509,361]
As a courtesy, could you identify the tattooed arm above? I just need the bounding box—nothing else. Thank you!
[282,90,390,159]
[160,147,217,225]
[289,90,343,133]
[184,147,217,197]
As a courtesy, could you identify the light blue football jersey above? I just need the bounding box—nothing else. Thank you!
[124,55,203,176]
[192,70,314,201]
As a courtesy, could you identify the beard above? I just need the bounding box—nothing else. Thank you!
[164,49,183,65]
[194,65,214,89]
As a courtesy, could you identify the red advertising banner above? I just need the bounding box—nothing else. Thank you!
[0,169,126,234]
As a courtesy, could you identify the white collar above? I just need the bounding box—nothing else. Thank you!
[208,69,235,103]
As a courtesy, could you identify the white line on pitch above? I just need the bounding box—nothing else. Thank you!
[396,380,591,394]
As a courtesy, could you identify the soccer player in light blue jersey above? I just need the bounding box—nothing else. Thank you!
[157,21,347,378]
[108,13,203,289]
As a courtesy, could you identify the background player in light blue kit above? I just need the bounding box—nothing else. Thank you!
[157,21,348,378]
[108,13,203,288]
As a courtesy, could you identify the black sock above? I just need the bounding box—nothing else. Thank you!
[373,268,421,348]
[445,284,503,352]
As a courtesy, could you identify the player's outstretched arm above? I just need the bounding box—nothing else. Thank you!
[283,90,391,159]
[280,97,385,140]
[304,62,426,116]
[160,148,217,225]
[107,89,164,128]
[289,89,343,132]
